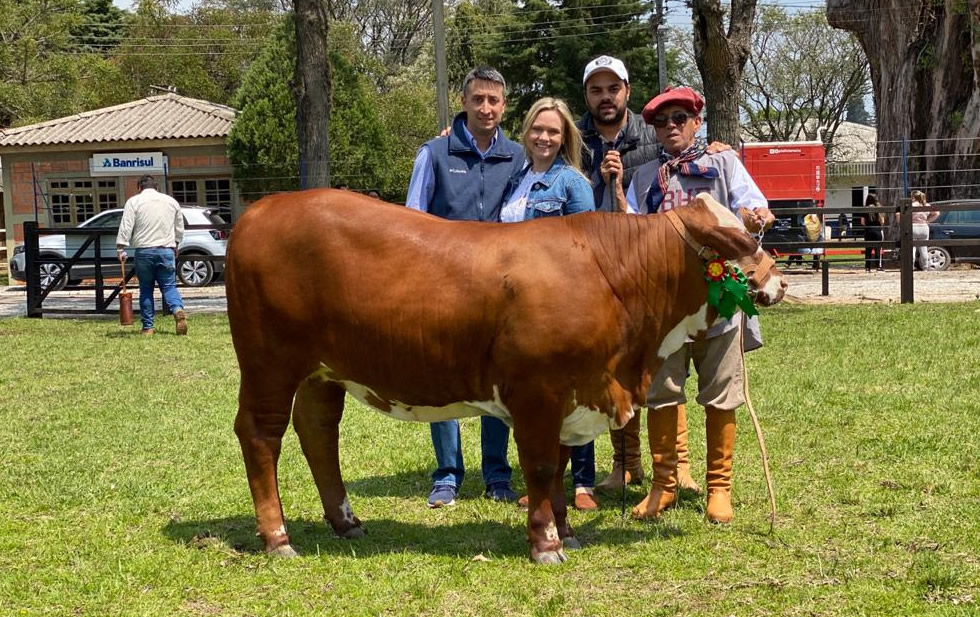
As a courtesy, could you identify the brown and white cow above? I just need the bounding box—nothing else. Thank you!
[225,189,785,564]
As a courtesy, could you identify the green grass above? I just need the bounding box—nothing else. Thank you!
[0,270,8,286]
[1,304,978,616]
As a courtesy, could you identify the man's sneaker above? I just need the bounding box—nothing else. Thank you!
[484,482,518,502]
[140,328,155,337]
[174,309,188,336]
[427,485,457,508]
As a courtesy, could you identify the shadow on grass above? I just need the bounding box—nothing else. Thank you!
[162,511,682,559]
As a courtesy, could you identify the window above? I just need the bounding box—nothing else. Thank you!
[204,179,232,217]
[171,177,232,218]
[172,180,199,205]
[47,178,118,227]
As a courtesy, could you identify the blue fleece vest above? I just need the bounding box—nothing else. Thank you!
[426,112,524,221]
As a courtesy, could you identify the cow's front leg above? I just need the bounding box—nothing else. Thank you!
[511,395,567,565]
[292,372,364,539]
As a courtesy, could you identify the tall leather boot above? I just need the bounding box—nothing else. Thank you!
[676,404,702,494]
[705,407,736,524]
[631,405,679,519]
[596,413,645,490]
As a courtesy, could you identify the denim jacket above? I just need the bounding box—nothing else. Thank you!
[502,156,595,221]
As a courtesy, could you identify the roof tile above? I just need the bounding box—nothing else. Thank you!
[0,93,236,148]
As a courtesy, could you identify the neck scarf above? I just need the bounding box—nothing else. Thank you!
[645,138,719,213]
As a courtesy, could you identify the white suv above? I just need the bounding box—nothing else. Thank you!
[9,207,228,290]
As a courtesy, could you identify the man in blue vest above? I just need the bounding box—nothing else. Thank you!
[405,66,524,508]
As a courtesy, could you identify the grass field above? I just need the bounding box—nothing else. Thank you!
[1,304,978,616]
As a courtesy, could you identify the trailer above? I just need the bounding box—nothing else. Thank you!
[741,141,826,263]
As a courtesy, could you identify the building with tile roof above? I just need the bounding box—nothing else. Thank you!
[1,94,240,268]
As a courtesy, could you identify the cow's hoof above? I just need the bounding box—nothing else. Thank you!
[533,550,568,565]
[341,526,365,539]
[562,537,582,551]
[269,544,298,558]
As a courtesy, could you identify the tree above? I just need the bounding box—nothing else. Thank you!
[71,0,126,56]
[294,0,332,188]
[845,92,873,126]
[0,0,118,128]
[688,0,758,143]
[739,6,870,158]
[448,0,672,134]
[227,20,430,202]
[107,0,279,107]
[828,0,980,201]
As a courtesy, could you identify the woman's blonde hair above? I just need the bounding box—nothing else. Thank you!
[520,97,587,178]
[911,190,927,204]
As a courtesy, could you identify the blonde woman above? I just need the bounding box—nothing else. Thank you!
[910,190,940,270]
[501,97,598,510]
[499,97,594,222]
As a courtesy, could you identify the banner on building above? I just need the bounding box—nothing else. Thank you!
[90,152,167,176]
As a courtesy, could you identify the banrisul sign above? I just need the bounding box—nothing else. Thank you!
[90,152,167,176]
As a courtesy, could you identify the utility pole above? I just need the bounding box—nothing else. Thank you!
[432,0,450,131]
[654,0,667,92]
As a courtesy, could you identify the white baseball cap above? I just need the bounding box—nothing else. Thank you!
[582,55,629,85]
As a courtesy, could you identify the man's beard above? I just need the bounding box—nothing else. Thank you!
[592,104,626,128]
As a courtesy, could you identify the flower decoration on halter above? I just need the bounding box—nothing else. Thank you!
[704,259,759,320]
[705,258,727,282]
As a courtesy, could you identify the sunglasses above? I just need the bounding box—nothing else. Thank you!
[650,111,695,128]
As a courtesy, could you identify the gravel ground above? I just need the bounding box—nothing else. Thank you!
[2,266,978,319]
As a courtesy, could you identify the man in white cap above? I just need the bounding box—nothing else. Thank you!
[579,56,719,498]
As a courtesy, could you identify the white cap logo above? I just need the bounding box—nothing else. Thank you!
[583,56,629,85]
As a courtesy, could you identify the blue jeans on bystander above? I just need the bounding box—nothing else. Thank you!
[134,248,185,330]
[430,417,512,489]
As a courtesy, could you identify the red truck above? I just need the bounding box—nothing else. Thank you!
[740,141,826,261]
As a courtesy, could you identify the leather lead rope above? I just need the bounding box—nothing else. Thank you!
[740,312,777,534]
[620,428,627,516]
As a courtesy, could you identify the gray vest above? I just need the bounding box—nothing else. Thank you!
[630,150,762,345]
[630,150,740,215]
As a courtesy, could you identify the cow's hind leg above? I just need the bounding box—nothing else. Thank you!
[292,372,363,539]
[235,377,302,556]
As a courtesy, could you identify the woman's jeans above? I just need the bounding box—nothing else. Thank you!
[134,248,185,330]
[912,224,930,270]
[430,417,512,489]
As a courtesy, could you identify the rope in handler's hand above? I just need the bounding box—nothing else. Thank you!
[740,311,777,535]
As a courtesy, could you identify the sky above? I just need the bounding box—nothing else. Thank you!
[112,1,195,12]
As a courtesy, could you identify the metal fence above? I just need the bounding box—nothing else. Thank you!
[762,200,980,303]
[22,221,227,318]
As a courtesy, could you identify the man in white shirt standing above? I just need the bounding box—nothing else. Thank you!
[115,175,188,337]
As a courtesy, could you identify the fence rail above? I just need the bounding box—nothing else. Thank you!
[17,204,980,315]
[22,222,228,318]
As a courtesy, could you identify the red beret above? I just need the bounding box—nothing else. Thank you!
[641,86,705,124]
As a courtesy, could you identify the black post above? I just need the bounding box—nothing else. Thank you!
[821,259,829,296]
[24,222,41,318]
[899,198,914,304]
[94,234,105,311]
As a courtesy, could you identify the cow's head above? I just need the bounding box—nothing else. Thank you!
[672,194,787,306]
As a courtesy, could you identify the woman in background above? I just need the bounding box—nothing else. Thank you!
[862,193,885,272]
[910,190,940,270]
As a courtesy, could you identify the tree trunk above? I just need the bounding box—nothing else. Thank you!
[828,0,980,204]
[689,0,758,144]
[294,0,332,189]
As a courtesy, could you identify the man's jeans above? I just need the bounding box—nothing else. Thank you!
[430,417,512,489]
[134,248,185,330]
[570,442,595,488]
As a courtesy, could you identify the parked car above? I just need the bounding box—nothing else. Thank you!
[9,207,228,290]
[926,200,980,270]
